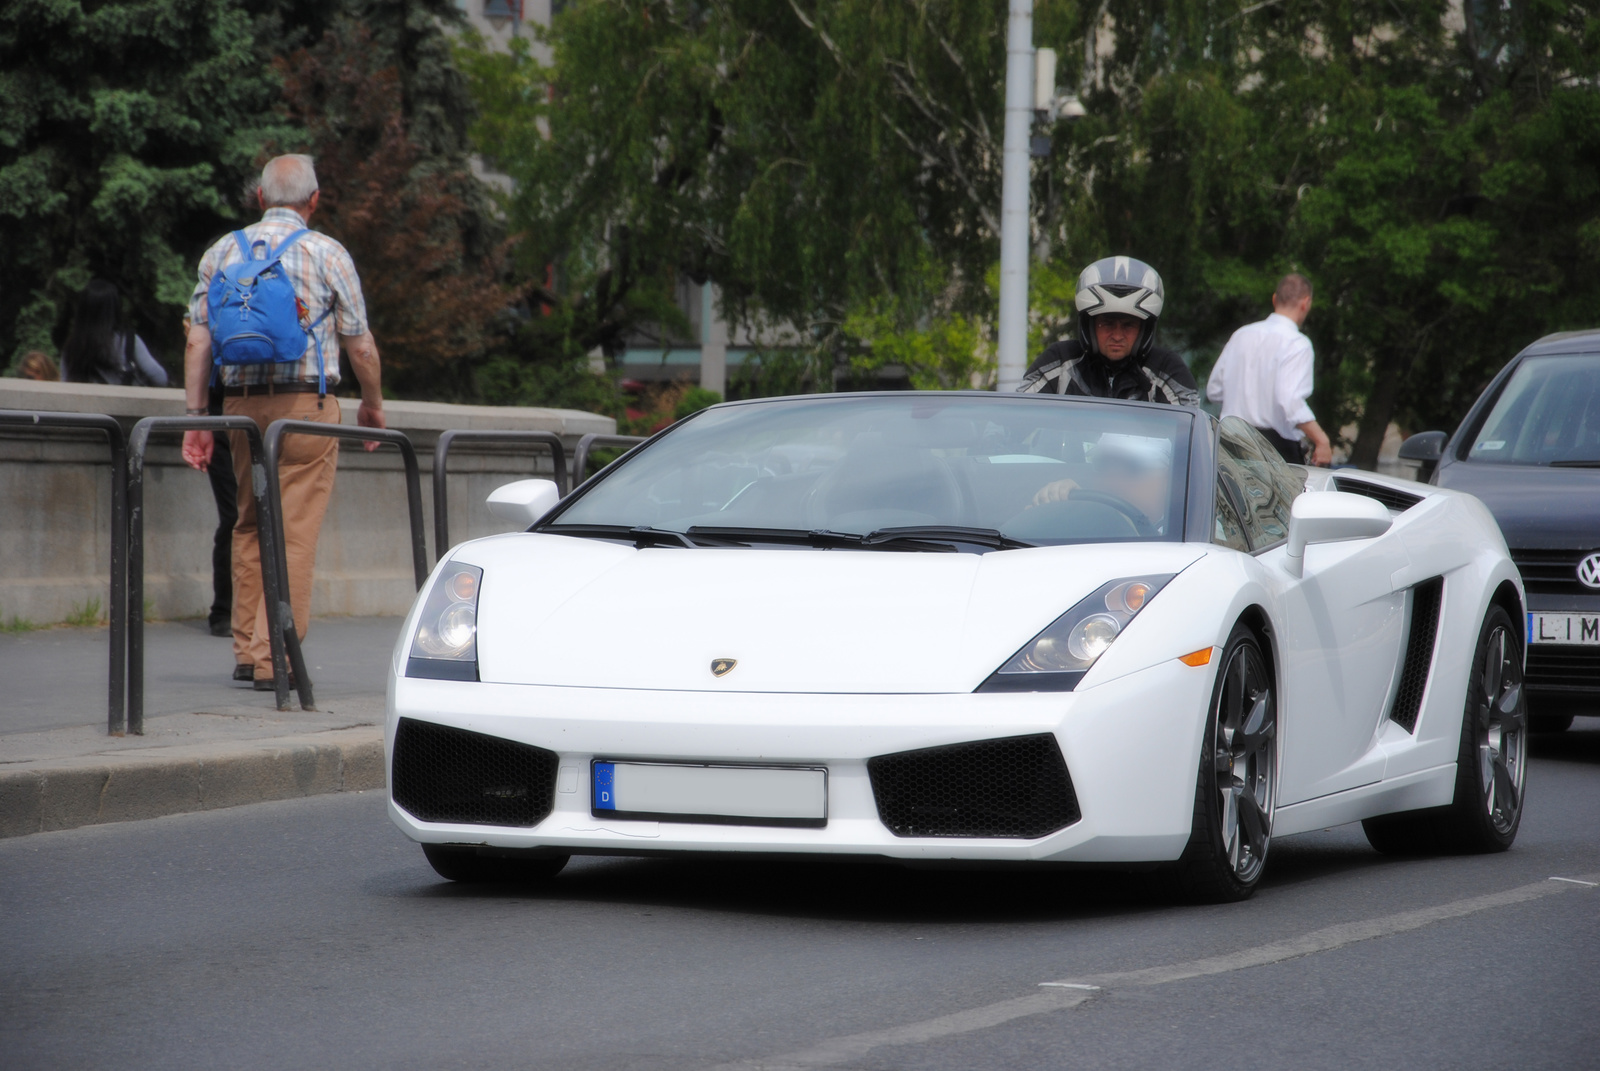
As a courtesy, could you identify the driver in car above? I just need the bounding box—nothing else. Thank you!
[1030,433,1174,533]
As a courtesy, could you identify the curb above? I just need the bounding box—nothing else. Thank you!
[0,727,384,839]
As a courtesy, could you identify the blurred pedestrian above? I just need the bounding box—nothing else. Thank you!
[185,311,238,639]
[18,350,58,381]
[179,154,386,691]
[60,279,169,387]
[1206,273,1333,466]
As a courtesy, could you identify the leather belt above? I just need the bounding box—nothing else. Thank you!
[223,382,323,397]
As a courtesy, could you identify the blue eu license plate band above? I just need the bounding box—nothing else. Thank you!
[589,760,828,828]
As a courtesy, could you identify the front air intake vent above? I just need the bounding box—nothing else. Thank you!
[1388,577,1444,733]
[1332,477,1423,513]
[867,734,1080,839]
[391,718,558,827]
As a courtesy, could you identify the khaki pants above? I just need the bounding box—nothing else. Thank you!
[226,392,340,679]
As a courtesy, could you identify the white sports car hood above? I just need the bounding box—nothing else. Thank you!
[462,534,1205,693]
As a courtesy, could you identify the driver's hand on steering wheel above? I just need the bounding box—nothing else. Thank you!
[1031,478,1080,507]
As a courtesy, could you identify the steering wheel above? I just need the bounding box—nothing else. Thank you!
[1065,489,1158,537]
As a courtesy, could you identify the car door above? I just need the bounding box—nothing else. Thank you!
[1216,420,1409,805]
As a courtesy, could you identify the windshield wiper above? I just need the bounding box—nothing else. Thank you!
[1549,459,1600,468]
[538,523,720,548]
[858,526,1035,551]
[685,525,1033,552]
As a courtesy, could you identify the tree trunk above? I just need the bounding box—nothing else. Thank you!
[1350,351,1404,470]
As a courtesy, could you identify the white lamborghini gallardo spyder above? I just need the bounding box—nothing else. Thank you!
[387,392,1528,901]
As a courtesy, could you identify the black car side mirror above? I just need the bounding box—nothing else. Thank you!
[1398,431,1447,462]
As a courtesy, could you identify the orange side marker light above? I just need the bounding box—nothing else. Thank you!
[1178,647,1214,667]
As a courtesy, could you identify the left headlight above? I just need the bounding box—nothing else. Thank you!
[406,560,483,681]
[977,574,1173,693]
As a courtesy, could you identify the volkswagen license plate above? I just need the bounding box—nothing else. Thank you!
[592,761,827,827]
[1528,612,1600,646]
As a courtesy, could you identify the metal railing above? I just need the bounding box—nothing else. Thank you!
[0,410,130,735]
[126,416,284,734]
[570,433,646,490]
[431,430,568,561]
[262,419,428,711]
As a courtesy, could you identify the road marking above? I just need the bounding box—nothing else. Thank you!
[1043,871,1600,990]
[702,873,1598,1070]
[702,988,1094,1071]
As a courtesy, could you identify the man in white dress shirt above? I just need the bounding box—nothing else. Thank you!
[1206,273,1333,466]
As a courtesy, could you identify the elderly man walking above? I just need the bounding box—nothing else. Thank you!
[1206,274,1333,466]
[180,154,386,690]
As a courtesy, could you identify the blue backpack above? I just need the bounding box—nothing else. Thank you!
[206,229,331,394]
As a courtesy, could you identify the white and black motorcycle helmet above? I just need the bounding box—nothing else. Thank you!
[1075,256,1165,359]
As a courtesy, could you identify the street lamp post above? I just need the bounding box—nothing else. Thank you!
[996,0,1034,392]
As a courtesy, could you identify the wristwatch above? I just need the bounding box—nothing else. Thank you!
[185,407,208,416]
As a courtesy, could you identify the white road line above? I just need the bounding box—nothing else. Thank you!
[703,873,1598,1071]
[702,988,1094,1071]
[1044,871,1600,990]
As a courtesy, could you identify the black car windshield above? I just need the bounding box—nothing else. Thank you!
[547,394,1191,547]
[1467,354,1600,465]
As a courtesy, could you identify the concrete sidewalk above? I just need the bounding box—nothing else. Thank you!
[0,617,399,838]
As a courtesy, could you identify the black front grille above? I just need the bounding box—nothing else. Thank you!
[1332,476,1423,513]
[1512,548,1600,597]
[1389,577,1444,733]
[867,734,1080,839]
[1526,645,1600,693]
[391,718,559,827]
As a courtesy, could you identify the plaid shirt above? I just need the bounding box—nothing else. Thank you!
[190,208,369,387]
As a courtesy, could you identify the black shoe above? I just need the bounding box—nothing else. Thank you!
[209,618,231,638]
[233,664,254,682]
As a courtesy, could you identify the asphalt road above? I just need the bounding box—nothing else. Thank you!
[4,727,1599,1071]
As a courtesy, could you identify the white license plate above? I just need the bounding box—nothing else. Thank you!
[592,761,827,827]
[1528,612,1600,646]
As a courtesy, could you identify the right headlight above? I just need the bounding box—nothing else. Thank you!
[406,561,483,681]
[977,574,1173,692]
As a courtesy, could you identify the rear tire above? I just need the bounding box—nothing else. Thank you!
[1363,604,1527,855]
[422,843,569,884]
[1173,623,1277,903]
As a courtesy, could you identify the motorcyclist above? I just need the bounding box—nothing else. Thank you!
[1018,257,1200,406]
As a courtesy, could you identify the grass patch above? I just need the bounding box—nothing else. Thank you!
[65,596,105,628]
[1,613,39,634]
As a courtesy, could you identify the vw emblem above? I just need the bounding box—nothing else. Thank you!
[1579,553,1600,590]
[710,658,738,677]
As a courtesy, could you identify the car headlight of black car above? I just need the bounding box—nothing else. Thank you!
[406,561,483,681]
[977,574,1174,693]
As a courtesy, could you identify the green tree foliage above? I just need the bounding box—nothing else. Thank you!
[0,0,287,369]
[1051,0,1600,464]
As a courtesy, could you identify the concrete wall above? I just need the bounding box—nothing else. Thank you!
[0,379,614,625]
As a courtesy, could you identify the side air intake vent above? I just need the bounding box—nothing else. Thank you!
[392,718,559,827]
[1388,577,1444,733]
[867,734,1080,839]
[1332,476,1423,513]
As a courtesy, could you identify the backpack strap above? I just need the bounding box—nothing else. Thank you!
[268,228,311,261]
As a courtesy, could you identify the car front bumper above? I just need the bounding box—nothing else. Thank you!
[385,656,1216,864]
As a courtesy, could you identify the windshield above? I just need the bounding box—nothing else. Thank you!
[548,394,1192,547]
[1467,354,1600,465]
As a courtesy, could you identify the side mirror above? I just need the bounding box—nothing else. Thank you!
[1397,430,1447,463]
[1283,491,1392,577]
[486,478,561,529]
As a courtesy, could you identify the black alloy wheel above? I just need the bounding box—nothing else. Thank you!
[1174,623,1277,903]
[1364,604,1528,855]
[422,843,569,884]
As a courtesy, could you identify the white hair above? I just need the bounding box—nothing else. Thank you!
[259,154,319,208]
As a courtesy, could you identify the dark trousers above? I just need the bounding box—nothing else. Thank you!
[1258,426,1306,465]
[206,388,238,630]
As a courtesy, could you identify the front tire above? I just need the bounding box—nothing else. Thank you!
[1174,623,1277,903]
[422,843,569,884]
[1363,604,1527,855]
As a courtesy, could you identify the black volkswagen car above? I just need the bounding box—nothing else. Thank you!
[1400,330,1600,732]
